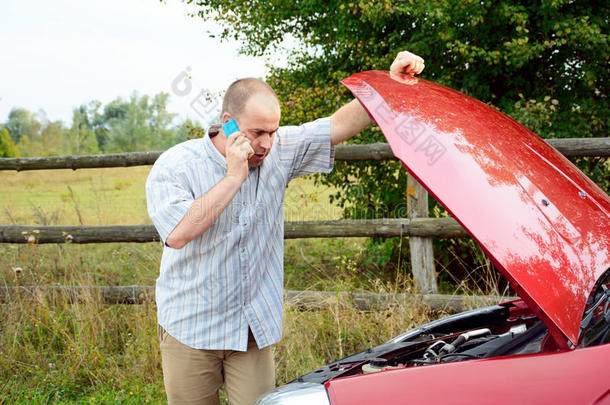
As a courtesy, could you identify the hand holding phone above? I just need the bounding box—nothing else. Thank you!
[225,119,253,184]
[222,119,239,138]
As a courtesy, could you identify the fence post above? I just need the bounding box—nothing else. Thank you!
[407,175,438,293]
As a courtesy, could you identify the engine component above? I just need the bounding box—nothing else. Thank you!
[421,328,492,362]
[362,358,388,374]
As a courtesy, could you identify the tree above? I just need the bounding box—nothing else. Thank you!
[149,92,179,149]
[7,109,69,157]
[4,108,41,144]
[40,121,66,156]
[64,110,99,155]
[0,128,20,157]
[188,0,608,278]
[73,100,111,153]
[99,91,178,152]
[4,108,46,157]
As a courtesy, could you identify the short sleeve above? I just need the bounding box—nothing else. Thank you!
[145,162,194,245]
[277,116,335,180]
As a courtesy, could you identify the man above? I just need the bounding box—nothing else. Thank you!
[145,51,424,405]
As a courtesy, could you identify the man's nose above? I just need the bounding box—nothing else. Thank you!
[259,133,272,150]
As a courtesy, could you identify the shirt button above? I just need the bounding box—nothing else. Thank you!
[242,222,247,227]
[242,201,247,206]
[241,248,245,253]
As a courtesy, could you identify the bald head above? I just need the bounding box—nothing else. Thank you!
[222,78,280,119]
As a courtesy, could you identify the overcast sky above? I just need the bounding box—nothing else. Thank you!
[0,0,285,126]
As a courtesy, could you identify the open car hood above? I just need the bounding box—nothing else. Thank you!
[341,71,610,348]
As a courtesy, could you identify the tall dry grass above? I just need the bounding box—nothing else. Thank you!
[0,278,440,404]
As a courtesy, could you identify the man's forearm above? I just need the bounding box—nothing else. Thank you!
[165,176,242,249]
[330,98,373,146]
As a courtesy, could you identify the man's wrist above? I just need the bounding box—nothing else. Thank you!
[223,174,245,189]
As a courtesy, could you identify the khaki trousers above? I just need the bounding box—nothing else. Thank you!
[158,324,275,405]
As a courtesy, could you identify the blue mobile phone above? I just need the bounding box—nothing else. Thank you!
[222,119,239,138]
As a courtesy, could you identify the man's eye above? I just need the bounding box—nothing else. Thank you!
[253,131,275,137]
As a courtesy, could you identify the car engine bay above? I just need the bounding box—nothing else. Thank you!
[295,281,610,386]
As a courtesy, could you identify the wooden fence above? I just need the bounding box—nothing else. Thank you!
[1,138,608,296]
[0,285,515,313]
[0,138,608,171]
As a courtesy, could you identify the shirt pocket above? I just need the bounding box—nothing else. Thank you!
[203,200,242,244]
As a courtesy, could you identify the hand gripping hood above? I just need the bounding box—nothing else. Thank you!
[341,71,610,348]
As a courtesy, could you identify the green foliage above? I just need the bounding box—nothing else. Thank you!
[182,119,207,140]
[2,92,198,157]
[13,113,69,157]
[40,121,68,156]
[89,91,178,153]
[64,117,99,155]
[0,128,20,157]
[4,108,41,144]
[190,0,608,276]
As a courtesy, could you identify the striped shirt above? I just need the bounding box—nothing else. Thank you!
[145,116,334,351]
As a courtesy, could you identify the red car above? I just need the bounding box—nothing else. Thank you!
[255,71,610,405]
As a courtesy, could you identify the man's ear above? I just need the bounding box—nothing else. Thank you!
[221,112,232,124]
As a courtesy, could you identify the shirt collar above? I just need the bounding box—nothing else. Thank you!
[204,130,228,169]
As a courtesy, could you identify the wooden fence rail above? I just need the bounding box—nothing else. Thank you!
[0,218,468,244]
[0,138,608,171]
[0,286,516,313]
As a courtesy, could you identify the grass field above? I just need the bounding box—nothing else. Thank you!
[1,166,445,404]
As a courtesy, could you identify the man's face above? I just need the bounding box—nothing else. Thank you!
[228,93,281,167]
